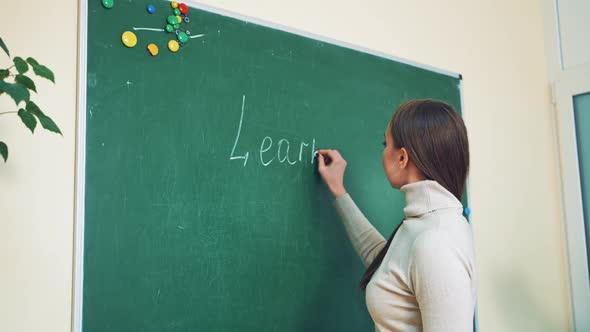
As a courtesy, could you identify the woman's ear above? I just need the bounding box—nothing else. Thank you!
[399,147,409,169]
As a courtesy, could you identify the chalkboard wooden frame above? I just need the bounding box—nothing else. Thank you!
[73,1,470,331]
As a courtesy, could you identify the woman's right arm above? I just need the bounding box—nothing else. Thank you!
[317,150,386,267]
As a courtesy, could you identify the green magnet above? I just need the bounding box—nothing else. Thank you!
[166,24,174,32]
[177,31,188,43]
[174,8,181,16]
[167,15,177,25]
[173,23,180,30]
[102,0,114,9]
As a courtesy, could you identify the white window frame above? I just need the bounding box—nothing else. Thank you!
[554,72,590,331]
[543,0,590,329]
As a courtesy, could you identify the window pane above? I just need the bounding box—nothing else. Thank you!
[574,92,590,281]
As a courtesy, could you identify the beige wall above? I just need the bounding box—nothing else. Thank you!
[0,0,569,331]
[0,1,78,332]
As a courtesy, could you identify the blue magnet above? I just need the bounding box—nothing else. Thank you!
[147,4,155,14]
[464,207,471,216]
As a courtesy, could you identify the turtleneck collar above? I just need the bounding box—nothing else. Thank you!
[400,180,463,218]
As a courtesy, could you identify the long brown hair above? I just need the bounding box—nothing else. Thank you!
[359,99,470,290]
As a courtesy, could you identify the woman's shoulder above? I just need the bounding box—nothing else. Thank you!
[404,208,470,234]
[406,213,475,261]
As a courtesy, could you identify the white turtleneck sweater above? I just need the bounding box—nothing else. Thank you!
[334,180,477,332]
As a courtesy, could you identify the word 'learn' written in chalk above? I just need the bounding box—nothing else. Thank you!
[230,95,317,167]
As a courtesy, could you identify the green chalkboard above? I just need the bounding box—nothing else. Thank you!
[83,1,462,331]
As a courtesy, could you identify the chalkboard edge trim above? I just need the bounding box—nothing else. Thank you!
[73,0,88,331]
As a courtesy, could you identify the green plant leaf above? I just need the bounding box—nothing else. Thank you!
[0,79,30,105]
[32,65,55,83]
[15,74,36,92]
[26,101,62,135]
[18,108,37,133]
[0,38,9,57]
[26,57,55,83]
[26,100,42,115]
[0,69,8,79]
[26,57,38,67]
[38,114,61,135]
[26,100,43,116]
[14,57,28,74]
[0,141,7,162]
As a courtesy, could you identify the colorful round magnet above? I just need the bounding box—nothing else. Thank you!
[176,15,182,23]
[165,24,174,32]
[167,15,177,25]
[177,31,188,44]
[121,31,137,48]
[171,1,178,8]
[147,43,159,56]
[178,3,188,15]
[173,8,180,16]
[147,4,155,13]
[173,22,180,30]
[102,0,114,9]
[168,40,180,52]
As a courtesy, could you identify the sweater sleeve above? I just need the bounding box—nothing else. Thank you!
[409,229,475,332]
[333,193,386,267]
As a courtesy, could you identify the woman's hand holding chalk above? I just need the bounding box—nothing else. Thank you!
[316,149,347,198]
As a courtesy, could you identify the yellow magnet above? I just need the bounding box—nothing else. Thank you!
[168,40,180,52]
[176,15,182,23]
[171,1,178,8]
[147,43,159,56]
[121,31,137,48]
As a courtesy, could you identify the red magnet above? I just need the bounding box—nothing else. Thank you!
[179,3,188,15]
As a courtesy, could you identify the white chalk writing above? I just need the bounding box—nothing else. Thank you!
[230,95,317,167]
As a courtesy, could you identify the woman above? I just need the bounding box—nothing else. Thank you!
[317,99,477,332]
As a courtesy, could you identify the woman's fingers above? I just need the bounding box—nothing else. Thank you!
[317,149,344,164]
[317,153,326,172]
[316,149,347,198]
